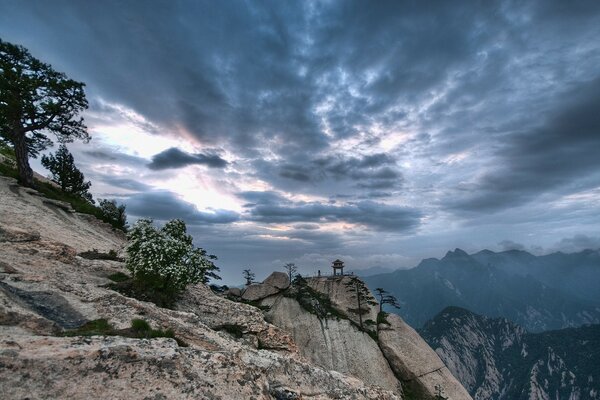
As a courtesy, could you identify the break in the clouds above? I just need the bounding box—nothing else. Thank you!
[2,0,600,283]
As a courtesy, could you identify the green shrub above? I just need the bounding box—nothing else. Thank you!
[62,318,186,346]
[63,318,113,336]
[377,311,391,325]
[131,318,151,332]
[107,272,130,282]
[125,219,220,307]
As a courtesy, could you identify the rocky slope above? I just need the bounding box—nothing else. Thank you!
[420,306,600,400]
[245,274,472,399]
[0,174,473,399]
[0,175,399,399]
[364,248,600,332]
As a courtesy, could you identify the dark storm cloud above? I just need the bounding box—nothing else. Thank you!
[127,191,239,224]
[255,152,402,195]
[451,78,600,212]
[244,194,422,232]
[147,147,228,170]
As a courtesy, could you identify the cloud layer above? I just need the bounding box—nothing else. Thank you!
[2,0,600,283]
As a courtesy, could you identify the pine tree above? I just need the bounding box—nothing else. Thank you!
[344,276,377,329]
[242,269,255,286]
[375,287,401,314]
[98,199,128,231]
[283,262,298,283]
[41,144,92,202]
[1,39,89,187]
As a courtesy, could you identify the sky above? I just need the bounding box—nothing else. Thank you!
[1,0,600,284]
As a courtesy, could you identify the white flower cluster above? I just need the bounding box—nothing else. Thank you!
[126,219,219,290]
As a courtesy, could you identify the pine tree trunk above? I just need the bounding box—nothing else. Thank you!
[13,132,34,188]
[357,290,363,329]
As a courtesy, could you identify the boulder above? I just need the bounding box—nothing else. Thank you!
[378,313,473,400]
[241,283,280,302]
[226,287,242,297]
[265,296,402,395]
[263,271,290,290]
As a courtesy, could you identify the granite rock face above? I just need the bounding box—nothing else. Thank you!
[265,296,402,394]
[242,282,281,301]
[378,314,472,400]
[0,176,400,400]
[263,271,291,290]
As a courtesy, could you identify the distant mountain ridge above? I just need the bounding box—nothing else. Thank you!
[420,306,600,400]
[364,248,600,332]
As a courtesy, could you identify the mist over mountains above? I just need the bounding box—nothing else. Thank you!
[364,248,600,332]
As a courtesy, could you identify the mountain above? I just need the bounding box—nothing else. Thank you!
[353,266,395,277]
[364,248,600,332]
[0,175,472,400]
[420,307,600,400]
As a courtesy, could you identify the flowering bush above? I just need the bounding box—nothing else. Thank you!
[126,219,220,304]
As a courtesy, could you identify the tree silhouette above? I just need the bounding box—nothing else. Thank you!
[374,287,401,314]
[242,269,255,286]
[344,276,377,329]
[283,262,298,283]
[98,198,128,231]
[0,39,88,187]
[41,144,92,202]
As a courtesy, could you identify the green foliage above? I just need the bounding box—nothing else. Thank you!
[375,287,401,314]
[377,311,391,325]
[0,141,15,159]
[242,268,255,286]
[290,275,346,320]
[63,319,112,336]
[98,199,128,232]
[344,276,377,329]
[41,144,92,202]
[62,318,186,346]
[131,318,151,332]
[107,272,130,282]
[216,324,244,338]
[0,39,89,187]
[283,262,298,283]
[125,219,220,307]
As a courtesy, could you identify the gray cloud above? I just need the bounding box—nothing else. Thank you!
[551,235,600,253]
[450,78,600,213]
[246,197,421,232]
[3,0,600,277]
[147,147,228,170]
[126,191,239,224]
[498,240,526,252]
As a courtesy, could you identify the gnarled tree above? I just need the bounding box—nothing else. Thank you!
[0,39,88,187]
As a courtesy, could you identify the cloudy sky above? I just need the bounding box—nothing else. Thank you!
[2,0,600,283]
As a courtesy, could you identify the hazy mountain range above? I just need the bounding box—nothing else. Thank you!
[364,248,600,332]
[420,306,600,400]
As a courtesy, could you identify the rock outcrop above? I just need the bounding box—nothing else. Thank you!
[0,174,472,399]
[265,296,402,394]
[254,274,472,399]
[0,176,399,399]
[378,313,473,399]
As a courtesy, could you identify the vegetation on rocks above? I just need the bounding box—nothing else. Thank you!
[123,218,220,308]
[62,318,187,346]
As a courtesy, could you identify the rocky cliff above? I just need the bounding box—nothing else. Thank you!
[0,174,470,399]
[248,274,472,399]
[420,306,600,400]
